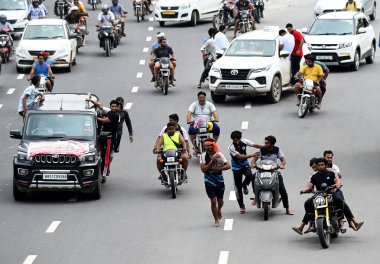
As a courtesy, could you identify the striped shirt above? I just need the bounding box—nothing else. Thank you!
[200,152,227,186]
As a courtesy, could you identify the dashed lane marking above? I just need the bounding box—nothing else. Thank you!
[224,219,234,231]
[139,60,146,65]
[218,251,229,264]
[125,103,133,110]
[245,102,251,109]
[149,17,154,21]
[7,88,16,95]
[146,36,152,41]
[241,121,249,130]
[229,191,236,201]
[45,221,61,233]
[131,86,139,93]
[143,47,149,53]
[136,72,143,78]
[0,104,3,109]
[17,74,25,80]
[148,26,153,31]
[23,255,37,264]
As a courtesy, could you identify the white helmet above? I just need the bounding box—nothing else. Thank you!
[101,4,109,11]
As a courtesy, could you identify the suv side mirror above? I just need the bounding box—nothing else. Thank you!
[98,131,111,139]
[358,27,367,34]
[10,130,22,139]
[279,50,290,58]
[301,27,308,34]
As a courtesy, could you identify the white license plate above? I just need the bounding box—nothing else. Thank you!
[43,174,68,180]
[226,85,243,90]
[199,128,207,133]
[316,56,333,60]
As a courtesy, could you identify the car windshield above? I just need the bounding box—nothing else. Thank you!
[225,39,276,57]
[23,25,66,40]
[24,114,95,140]
[0,0,26,10]
[309,19,354,35]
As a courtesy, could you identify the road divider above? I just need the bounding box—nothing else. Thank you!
[125,103,133,110]
[139,60,145,65]
[228,191,236,201]
[7,88,16,95]
[244,102,251,109]
[218,251,229,264]
[148,27,153,31]
[23,255,37,264]
[17,74,25,80]
[146,36,152,41]
[45,221,61,233]
[241,121,249,130]
[131,86,139,93]
[224,219,233,231]
[136,73,143,78]
[143,47,149,53]
[149,17,154,22]
[0,104,3,109]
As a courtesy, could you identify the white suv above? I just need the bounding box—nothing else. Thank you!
[302,11,376,71]
[154,0,220,27]
[208,28,293,103]
[314,0,376,20]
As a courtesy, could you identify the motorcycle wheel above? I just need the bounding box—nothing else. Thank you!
[254,9,260,23]
[163,76,169,95]
[316,217,330,249]
[137,10,141,23]
[298,97,310,118]
[1,53,5,64]
[263,202,269,221]
[212,14,222,29]
[105,39,111,57]
[169,171,177,199]
[59,7,63,19]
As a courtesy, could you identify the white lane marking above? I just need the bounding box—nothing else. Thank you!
[45,221,61,233]
[17,74,25,80]
[125,103,133,110]
[23,255,37,264]
[241,121,249,130]
[224,219,234,231]
[7,88,16,94]
[136,72,143,78]
[139,59,145,65]
[143,47,149,53]
[131,86,139,93]
[0,104,3,109]
[146,36,152,41]
[148,26,153,31]
[149,17,154,21]
[218,251,229,264]
[229,191,236,201]
[245,102,251,109]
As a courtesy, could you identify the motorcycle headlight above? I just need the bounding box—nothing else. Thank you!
[338,42,352,49]
[305,85,313,91]
[180,3,191,9]
[314,196,326,207]
[161,63,169,68]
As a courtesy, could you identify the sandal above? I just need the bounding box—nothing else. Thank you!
[197,83,202,89]
[304,226,316,234]
[292,226,303,235]
[240,207,246,214]
[352,221,364,231]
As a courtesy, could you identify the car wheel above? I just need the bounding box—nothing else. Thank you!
[266,75,282,103]
[159,21,165,27]
[13,182,27,201]
[211,91,226,103]
[369,4,376,20]
[190,10,198,26]
[89,180,102,200]
[365,43,375,64]
[66,54,72,72]
[350,50,360,71]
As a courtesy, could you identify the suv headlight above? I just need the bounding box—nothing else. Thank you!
[338,42,352,49]
[252,65,271,73]
[210,67,221,78]
[17,152,32,162]
[180,3,191,9]
[79,153,96,163]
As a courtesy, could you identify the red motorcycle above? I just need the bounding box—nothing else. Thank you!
[0,29,13,63]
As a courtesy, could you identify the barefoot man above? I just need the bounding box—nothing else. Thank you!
[200,139,231,227]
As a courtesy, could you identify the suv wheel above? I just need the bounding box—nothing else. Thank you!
[13,182,27,201]
[369,4,376,20]
[90,180,102,200]
[365,43,375,64]
[266,76,282,103]
[190,10,198,26]
[211,91,226,103]
[351,50,360,71]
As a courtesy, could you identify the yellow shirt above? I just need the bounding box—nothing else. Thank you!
[300,64,323,82]
[162,132,180,151]
[76,2,87,13]
[345,2,357,11]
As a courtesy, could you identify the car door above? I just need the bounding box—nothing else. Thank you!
[356,17,370,57]
[277,40,291,85]
[197,0,219,19]
[361,17,372,54]
[66,24,76,59]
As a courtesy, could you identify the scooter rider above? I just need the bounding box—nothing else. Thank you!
[294,54,323,108]
[187,91,220,153]
[28,54,55,92]
[0,14,14,52]
[153,37,176,86]
[110,0,127,37]
[251,135,294,215]
[233,0,255,38]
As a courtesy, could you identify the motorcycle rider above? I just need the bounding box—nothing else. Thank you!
[153,37,176,86]
[54,0,71,17]
[28,54,55,92]
[0,15,14,52]
[304,54,329,96]
[228,130,262,214]
[110,0,127,37]
[65,6,89,45]
[187,91,220,153]
[149,32,171,82]
[27,0,46,20]
[155,122,189,178]
[294,54,323,108]
[292,157,363,235]
[18,76,44,117]
[96,4,119,45]
[198,28,217,89]
[250,135,294,215]
[233,0,255,38]
[213,25,230,56]
[133,0,152,14]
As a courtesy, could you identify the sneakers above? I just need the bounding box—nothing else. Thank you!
[243,185,249,195]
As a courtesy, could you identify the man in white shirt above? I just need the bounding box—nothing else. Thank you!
[323,150,342,178]
[279,29,295,55]
[198,27,217,88]
[213,25,230,57]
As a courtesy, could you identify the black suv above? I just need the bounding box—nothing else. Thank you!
[10,93,105,200]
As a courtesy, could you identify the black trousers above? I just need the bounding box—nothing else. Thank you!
[232,167,252,208]
[199,59,212,83]
[304,192,354,223]
[290,55,302,85]
[278,173,290,209]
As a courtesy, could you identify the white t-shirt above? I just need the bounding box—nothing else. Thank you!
[97,11,115,22]
[279,33,295,54]
[332,164,340,173]
[213,32,230,54]
[200,152,228,167]
[188,101,216,121]
[159,125,189,141]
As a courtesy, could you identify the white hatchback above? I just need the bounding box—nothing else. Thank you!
[16,19,78,73]
[314,0,376,20]
[154,0,220,27]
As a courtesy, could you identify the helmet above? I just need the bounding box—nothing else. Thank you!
[101,4,109,11]
[0,14,6,24]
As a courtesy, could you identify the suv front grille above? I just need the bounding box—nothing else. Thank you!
[28,50,56,56]
[35,154,77,164]
[310,44,338,50]
[221,69,250,80]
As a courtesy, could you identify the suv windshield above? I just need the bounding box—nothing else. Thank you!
[225,39,276,57]
[24,113,95,140]
[23,25,66,40]
[309,19,354,35]
[0,0,26,10]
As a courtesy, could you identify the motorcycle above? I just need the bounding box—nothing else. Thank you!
[301,184,344,249]
[251,0,264,23]
[253,160,281,220]
[155,57,172,95]
[55,0,69,19]
[69,23,86,50]
[212,0,235,29]
[239,9,252,34]
[89,0,98,11]
[193,119,214,157]
[134,0,147,23]
[98,22,117,57]
[297,79,318,118]
[159,149,185,199]
[34,74,49,93]
[0,30,13,63]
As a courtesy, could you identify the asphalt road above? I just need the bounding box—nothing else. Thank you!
[0,0,380,263]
